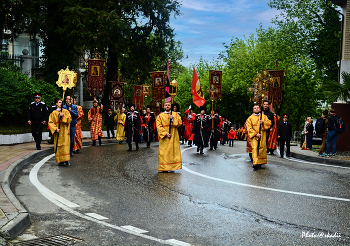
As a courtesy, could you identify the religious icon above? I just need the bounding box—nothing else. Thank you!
[155,77,162,86]
[136,89,142,97]
[91,66,100,76]
[62,74,70,84]
[213,76,220,84]
[273,77,280,88]
[113,88,121,96]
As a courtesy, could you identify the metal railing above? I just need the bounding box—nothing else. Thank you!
[0,53,22,67]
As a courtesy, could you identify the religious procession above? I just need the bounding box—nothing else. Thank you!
[26,62,305,173]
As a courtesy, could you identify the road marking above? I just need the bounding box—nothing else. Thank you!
[121,225,148,234]
[29,154,191,246]
[29,154,80,208]
[85,213,108,220]
[181,148,350,202]
[286,157,350,169]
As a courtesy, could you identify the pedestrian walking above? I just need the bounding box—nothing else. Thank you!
[316,110,328,156]
[192,105,210,154]
[27,93,49,150]
[48,98,72,166]
[88,98,104,146]
[277,114,293,158]
[73,98,84,153]
[63,96,78,156]
[104,109,116,139]
[325,108,343,157]
[114,108,126,144]
[246,104,272,169]
[142,105,155,148]
[305,117,313,150]
[228,127,236,147]
[156,101,182,172]
[124,103,141,151]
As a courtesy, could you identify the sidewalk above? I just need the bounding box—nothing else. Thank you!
[0,139,349,242]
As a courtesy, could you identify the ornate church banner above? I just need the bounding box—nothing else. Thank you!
[110,82,125,111]
[87,59,105,97]
[133,85,144,110]
[268,70,284,109]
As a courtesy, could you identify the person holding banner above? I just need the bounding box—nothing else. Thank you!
[246,104,272,169]
[88,99,104,146]
[156,101,182,172]
[48,98,72,166]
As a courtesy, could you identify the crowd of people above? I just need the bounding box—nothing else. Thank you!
[27,93,342,172]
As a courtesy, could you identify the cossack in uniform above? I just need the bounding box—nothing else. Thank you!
[125,104,141,151]
[27,93,49,150]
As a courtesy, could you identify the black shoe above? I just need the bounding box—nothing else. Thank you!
[75,149,79,153]
[92,141,96,146]
[107,137,110,139]
[253,165,260,169]
[136,147,139,151]
[119,141,122,144]
[270,151,274,155]
[286,155,290,157]
[37,146,41,150]
[189,144,192,147]
[70,153,74,157]
[58,162,65,166]
[65,161,71,166]
[209,148,213,150]
[127,149,132,152]
[197,146,199,152]
[280,155,284,158]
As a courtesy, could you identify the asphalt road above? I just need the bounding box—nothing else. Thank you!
[11,141,350,245]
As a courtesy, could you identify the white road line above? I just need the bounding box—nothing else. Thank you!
[85,213,108,220]
[121,225,148,234]
[29,154,80,208]
[29,154,191,246]
[181,147,350,202]
[287,156,350,169]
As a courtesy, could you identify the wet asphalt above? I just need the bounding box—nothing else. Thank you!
[11,140,350,245]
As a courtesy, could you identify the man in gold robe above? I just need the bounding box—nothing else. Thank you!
[48,98,72,166]
[88,99,104,146]
[73,98,84,153]
[246,104,272,169]
[156,101,182,172]
[114,108,126,144]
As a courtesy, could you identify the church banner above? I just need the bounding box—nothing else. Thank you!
[209,70,222,99]
[268,70,284,109]
[133,85,144,111]
[87,59,105,97]
[110,81,125,111]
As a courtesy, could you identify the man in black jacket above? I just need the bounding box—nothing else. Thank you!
[262,100,275,154]
[277,114,293,158]
[192,105,209,154]
[27,93,49,150]
[104,109,116,139]
[124,103,141,151]
[142,105,155,148]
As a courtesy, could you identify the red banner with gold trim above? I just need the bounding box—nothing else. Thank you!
[87,59,105,97]
[110,82,125,111]
[268,70,283,109]
[209,70,222,99]
[133,85,144,111]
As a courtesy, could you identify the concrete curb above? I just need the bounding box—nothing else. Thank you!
[0,148,53,240]
[290,152,350,167]
[0,138,120,240]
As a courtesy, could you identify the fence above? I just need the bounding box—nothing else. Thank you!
[0,53,22,67]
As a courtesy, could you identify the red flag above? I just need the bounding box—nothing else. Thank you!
[165,60,171,102]
[191,67,205,107]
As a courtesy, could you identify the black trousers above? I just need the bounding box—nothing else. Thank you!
[31,122,43,147]
[279,138,291,157]
[106,126,115,138]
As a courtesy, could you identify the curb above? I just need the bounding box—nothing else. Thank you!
[0,138,119,240]
[290,152,350,167]
[0,148,53,240]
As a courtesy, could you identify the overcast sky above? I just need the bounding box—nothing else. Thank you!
[170,0,281,67]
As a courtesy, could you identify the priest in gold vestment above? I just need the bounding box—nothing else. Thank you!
[73,98,84,152]
[114,108,126,144]
[88,100,104,146]
[246,104,271,169]
[48,98,72,165]
[156,101,182,172]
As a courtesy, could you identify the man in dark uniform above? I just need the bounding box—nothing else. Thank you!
[209,109,221,150]
[220,115,229,145]
[192,105,209,154]
[143,105,155,148]
[104,108,116,139]
[277,114,293,158]
[27,93,49,150]
[262,100,275,154]
[124,103,141,151]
